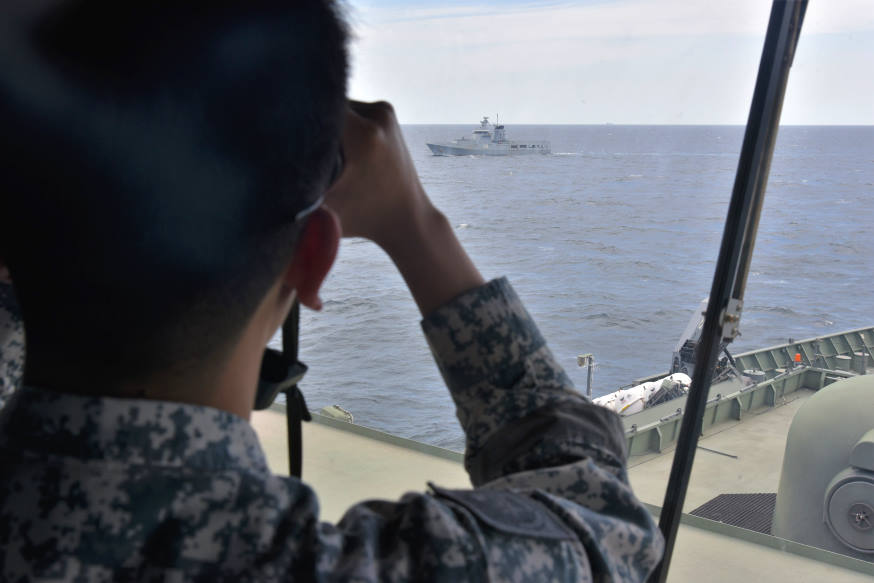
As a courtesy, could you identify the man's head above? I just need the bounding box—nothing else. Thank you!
[0,1,348,395]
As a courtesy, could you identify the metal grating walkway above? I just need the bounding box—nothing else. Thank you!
[689,493,777,534]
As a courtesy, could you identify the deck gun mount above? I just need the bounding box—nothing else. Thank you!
[773,374,874,560]
[670,299,740,384]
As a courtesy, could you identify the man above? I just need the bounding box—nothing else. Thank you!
[0,1,662,581]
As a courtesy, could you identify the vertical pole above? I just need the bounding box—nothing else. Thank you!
[578,353,594,397]
[587,358,594,398]
[283,302,304,478]
[649,2,807,581]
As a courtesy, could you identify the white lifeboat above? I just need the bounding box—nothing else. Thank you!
[593,373,692,416]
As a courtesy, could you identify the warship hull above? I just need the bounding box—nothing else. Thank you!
[619,325,874,457]
[426,141,551,156]
[426,116,550,156]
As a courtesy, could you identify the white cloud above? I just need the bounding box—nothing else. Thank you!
[347,1,874,124]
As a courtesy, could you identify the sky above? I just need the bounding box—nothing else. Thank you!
[344,0,874,124]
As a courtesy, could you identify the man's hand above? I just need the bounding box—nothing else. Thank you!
[325,101,433,251]
[325,100,484,316]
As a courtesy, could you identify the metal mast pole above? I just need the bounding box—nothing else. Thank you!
[649,2,807,581]
[282,302,310,478]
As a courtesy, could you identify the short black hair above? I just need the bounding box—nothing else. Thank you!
[0,1,348,384]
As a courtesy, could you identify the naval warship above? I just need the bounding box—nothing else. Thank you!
[426,116,550,156]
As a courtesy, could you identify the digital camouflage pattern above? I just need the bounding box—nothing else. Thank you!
[0,281,23,409]
[0,278,662,581]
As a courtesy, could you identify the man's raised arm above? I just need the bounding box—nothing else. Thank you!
[325,100,485,315]
[325,101,663,581]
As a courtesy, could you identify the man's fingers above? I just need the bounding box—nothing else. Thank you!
[338,100,398,173]
[343,99,398,135]
[349,99,395,121]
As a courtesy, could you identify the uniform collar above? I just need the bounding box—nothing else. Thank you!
[0,386,270,475]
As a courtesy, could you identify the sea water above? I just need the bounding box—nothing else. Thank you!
[271,125,874,452]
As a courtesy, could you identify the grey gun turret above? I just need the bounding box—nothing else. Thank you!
[773,374,874,560]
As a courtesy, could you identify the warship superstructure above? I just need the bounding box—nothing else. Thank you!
[426,116,550,156]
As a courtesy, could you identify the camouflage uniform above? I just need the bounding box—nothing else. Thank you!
[0,281,23,409]
[0,278,662,581]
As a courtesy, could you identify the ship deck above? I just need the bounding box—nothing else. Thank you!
[251,391,874,581]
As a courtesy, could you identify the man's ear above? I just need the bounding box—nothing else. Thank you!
[284,206,340,311]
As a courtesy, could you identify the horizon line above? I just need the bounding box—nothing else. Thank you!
[400,122,874,127]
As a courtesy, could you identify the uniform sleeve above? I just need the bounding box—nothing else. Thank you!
[417,277,663,581]
[0,281,24,411]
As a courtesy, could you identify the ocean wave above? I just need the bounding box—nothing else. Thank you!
[748,305,800,316]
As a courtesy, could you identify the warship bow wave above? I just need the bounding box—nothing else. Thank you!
[426,116,550,156]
